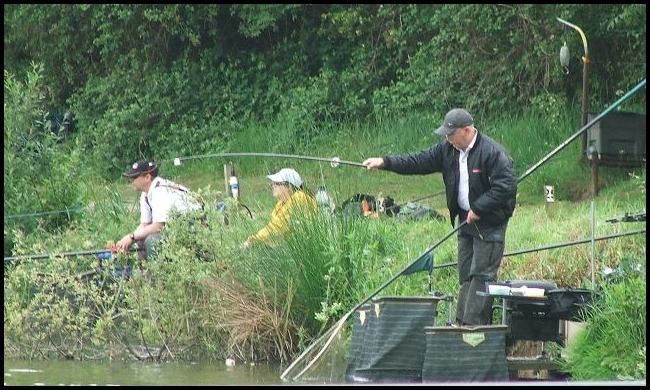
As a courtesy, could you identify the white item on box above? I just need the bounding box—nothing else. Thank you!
[488,285,511,295]
[510,286,546,297]
[525,287,545,297]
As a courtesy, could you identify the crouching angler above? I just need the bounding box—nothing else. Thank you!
[115,159,203,259]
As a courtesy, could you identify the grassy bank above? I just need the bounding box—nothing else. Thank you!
[4,109,646,380]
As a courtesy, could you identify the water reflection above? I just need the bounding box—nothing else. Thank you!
[4,359,284,386]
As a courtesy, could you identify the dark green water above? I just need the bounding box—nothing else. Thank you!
[4,359,284,386]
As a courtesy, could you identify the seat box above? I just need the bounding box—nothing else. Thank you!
[422,325,509,382]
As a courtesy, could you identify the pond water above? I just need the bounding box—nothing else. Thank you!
[4,358,285,386]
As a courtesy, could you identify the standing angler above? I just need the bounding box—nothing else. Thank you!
[363,108,517,325]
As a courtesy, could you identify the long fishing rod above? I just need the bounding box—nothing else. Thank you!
[4,206,86,221]
[5,153,363,221]
[282,78,646,381]
[430,228,646,270]
[174,151,447,213]
[169,152,365,168]
[519,78,646,182]
[4,247,142,262]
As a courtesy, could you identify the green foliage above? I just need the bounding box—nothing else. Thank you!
[562,276,646,380]
[231,4,303,37]
[4,65,84,256]
[3,4,646,372]
[5,5,644,178]
[3,201,232,361]
[227,209,401,335]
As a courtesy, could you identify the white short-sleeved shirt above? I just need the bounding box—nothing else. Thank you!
[140,177,202,224]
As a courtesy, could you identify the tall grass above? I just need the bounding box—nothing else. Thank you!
[562,276,646,380]
[224,206,414,335]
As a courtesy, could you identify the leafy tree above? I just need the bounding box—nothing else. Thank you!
[4,4,645,177]
[4,64,84,256]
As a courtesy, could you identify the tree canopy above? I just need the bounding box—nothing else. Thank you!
[4,4,646,173]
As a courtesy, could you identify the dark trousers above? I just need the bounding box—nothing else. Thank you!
[455,222,506,325]
[136,233,162,261]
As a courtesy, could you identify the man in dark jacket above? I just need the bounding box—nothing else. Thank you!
[363,108,517,325]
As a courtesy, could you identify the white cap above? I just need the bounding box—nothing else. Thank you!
[267,168,303,188]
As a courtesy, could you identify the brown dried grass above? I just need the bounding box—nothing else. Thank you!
[205,276,297,363]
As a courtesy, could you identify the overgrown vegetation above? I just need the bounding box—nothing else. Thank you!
[3,3,646,381]
[562,275,646,380]
[4,64,85,257]
[4,4,646,175]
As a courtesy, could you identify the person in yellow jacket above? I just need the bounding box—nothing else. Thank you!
[243,168,317,248]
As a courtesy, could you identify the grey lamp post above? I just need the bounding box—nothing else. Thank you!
[557,17,590,156]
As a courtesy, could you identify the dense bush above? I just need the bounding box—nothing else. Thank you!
[3,191,429,363]
[4,65,84,257]
[563,274,646,380]
[4,5,645,176]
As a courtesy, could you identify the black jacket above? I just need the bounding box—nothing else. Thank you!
[383,132,517,227]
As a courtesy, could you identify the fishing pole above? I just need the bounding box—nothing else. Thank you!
[282,78,647,381]
[4,247,142,262]
[518,78,646,183]
[168,152,365,168]
[5,153,361,222]
[430,228,647,270]
[4,206,86,221]
[175,149,443,220]
[605,211,646,223]
[171,151,444,217]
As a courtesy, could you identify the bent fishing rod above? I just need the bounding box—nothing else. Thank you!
[172,152,451,210]
[168,152,365,168]
[282,78,647,381]
[4,247,142,262]
[173,151,452,217]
